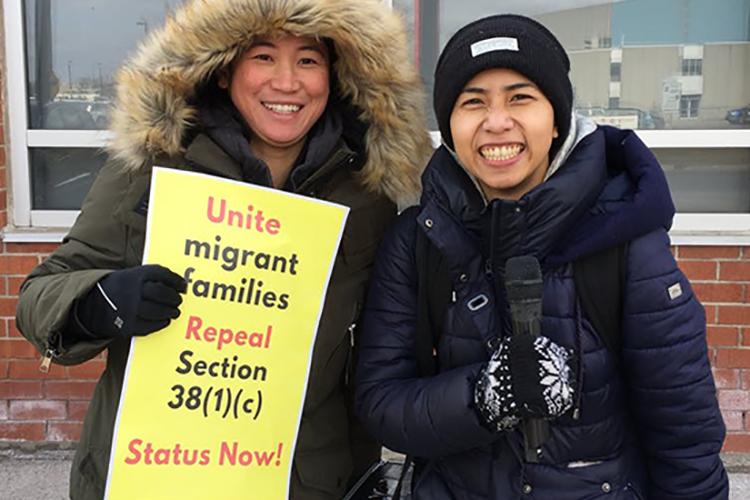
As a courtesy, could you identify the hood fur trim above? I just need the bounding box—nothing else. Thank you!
[108,0,431,205]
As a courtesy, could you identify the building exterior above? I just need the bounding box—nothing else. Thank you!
[1,0,750,454]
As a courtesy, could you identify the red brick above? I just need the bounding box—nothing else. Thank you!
[0,422,45,441]
[704,305,718,324]
[0,319,7,337]
[67,361,105,380]
[0,381,43,399]
[0,400,7,420]
[713,368,740,388]
[0,125,5,143]
[0,297,19,317]
[718,306,750,325]
[47,422,83,442]
[44,380,97,399]
[9,400,66,420]
[722,410,744,431]
[708,327,740,347]
[8,277,25,295]
[4,243,59,254]
[716,349,750,368]
[680,247,741,260]
[9,360,67,379]
[719,390,750,409]
[8,321,23,338]
[679,261,718,281]
[0,361,8,378]
[0,148,6,168]
[0,194,6,211]
[0,211,7,229]
[744,413,750,431]
[0,256,39,275]
[743,247,750,260]
[68,400,90,421]
[723,433,750,452]
[0,339,40,359]
[721,262,750,282]
[693,283,745,303]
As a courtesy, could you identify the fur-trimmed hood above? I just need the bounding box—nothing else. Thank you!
[108,0,432,205]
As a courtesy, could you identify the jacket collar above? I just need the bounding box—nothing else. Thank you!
[420,125,674,268]
[546,126,675,265]
[196,90,345,189]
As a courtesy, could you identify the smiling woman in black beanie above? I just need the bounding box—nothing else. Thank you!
[355,13,729,500]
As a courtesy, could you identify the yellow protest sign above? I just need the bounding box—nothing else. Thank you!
[105,167,349,500]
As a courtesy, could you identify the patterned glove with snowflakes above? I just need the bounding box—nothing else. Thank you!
[474,335,575,432]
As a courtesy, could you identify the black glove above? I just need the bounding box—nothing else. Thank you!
[71,264,187,339]
[474,335,575,432]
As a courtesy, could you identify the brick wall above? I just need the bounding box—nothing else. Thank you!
[0,243,104,442]
[0,241,748,449]
[677,246,750,452]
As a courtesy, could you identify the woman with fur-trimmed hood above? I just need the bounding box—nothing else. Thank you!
[15,1,431,499]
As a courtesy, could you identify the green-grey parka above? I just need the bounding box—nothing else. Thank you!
[15,1,431,499]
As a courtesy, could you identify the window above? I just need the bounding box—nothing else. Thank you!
[610,62,621,82]
[657,149,750,213]
[391,0,750,243]
[680,95,701,118]
[681,58,703,76]
[4,0,185,233]
[4,0,750,244]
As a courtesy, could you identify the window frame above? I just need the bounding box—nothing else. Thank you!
[3,0,750,245]
[679,95,701,118]
[681,58,703,76]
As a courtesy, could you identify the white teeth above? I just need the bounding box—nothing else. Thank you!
[481,144,523,161]
[264,103,301,113]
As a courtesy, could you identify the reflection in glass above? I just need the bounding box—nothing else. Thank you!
[30,148,108,210]
[656,149,750,213]
[392,0,750,131]
[24,0,186,130]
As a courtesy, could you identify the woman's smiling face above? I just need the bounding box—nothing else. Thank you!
[449,67,558,201]
[221,34,330,154]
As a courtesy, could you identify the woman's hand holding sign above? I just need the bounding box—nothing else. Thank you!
[73,264,188,339]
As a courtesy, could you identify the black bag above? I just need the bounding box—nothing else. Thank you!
[343,460,413,500]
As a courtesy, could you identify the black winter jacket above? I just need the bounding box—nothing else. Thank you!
[356,125,728,500]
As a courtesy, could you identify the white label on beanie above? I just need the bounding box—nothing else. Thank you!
[470,37,519,57]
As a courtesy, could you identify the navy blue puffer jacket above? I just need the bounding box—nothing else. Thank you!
[355,125,728,499]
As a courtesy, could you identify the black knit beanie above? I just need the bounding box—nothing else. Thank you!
[434,14,573,154]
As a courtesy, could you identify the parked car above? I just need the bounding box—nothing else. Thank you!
[726,105,750,124]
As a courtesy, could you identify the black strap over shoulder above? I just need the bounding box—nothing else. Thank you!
[416,225,629,368]
[414,226,452,377]
[572,243,628,360]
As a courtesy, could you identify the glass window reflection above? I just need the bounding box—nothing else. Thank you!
[30,147,108,210]
[393,0,750,130]
[24,0,186,130]
[656,149,750,213]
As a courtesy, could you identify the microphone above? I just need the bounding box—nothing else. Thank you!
[504,255,548,463]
